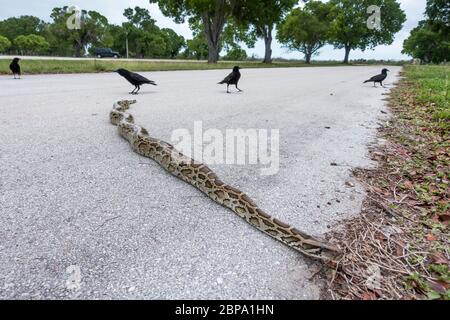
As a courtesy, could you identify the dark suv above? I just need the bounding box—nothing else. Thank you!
[94,48,121,58]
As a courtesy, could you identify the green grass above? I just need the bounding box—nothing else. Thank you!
[405,65,450,124]
[0,58,349,75]
[389,65,449,299]
[403,65,450,130]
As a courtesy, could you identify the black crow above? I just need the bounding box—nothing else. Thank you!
[115,68,157,94]
[364,68,390,87]
[9,58,21,79]
[218,66,242,93]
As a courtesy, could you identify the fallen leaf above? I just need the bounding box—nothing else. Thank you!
[438,213,450,225]
[345,181,355,188]
[428,281,447,295]
[372,187,384,194]
[362,291,377,300]
[404,180,414,189]
[426,234,437,241]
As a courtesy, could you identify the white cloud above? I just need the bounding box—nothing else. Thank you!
[0,0,427,60]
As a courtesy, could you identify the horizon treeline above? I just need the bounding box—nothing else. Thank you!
[0,1,447,64]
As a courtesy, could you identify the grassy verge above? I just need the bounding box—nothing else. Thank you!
[0,58,346,75]
[327,65,449,300]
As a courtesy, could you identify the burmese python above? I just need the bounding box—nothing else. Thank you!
[110,100,341,263]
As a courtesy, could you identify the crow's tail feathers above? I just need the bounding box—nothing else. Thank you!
[218,81,225,84]
[147,80,157,86]
[363,80,371,83]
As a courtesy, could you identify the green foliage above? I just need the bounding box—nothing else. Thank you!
[0,6,188,59]
[234,0,297,33]
[185,33,209,60]
[221,20,256,53]
[328,0,406,63]
[223,47,248,61]
[161,28,186,58]
[47,7,111,57]
[108,7,185,59]
[123,6,156,29]
[149,0,234,25]
[232,0,297,63]
[406,65,450,124]
[425,0,449,34]
[277,1,334,63]
[402,0,449,63]
[403,24,450,64]
[0,35,12,53]
[0,16,46,42]
[14,34,50,55]
[150,0,239,63]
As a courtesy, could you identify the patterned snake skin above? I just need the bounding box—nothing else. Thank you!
[110,100,341,263]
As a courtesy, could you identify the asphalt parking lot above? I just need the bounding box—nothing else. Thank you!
[0,66,401,299]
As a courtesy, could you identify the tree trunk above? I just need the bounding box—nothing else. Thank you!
[74,43,83,57]
[343,45,351,64]
[305,53,312,64]
[262,25,273,64]
[207,41,220,63]
[74,36,85,57]
[202,1,227,64]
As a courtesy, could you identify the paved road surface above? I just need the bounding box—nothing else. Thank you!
[0,66,400,299]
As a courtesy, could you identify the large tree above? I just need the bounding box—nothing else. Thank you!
[14,34,50,55]
[277,1,334,63]
[402,0,449,63]
[122,7,165,58]
[233,0,297,63]
[161,28,186,58]
[328,0,406,63]
[425,0,449,34]
[149,0,238,63]
[48,7,111,57]
[109,7,185,59]
[0,16,47,42]
[185,33,209,60]
[0,35,12,53]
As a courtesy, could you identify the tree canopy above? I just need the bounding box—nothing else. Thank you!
[14,34,50,55]
[233,0,297,63]
[0,1,416,63]
[277,1,334,63]
[48,7,111,57]
[402,0,449,63]
[0,6,186,59]
[328,0,406,63]
[0,16,46,41]
[0,35,12,53]
[150,0,238,63]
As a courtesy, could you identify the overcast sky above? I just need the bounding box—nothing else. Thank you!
[0,0,428,60]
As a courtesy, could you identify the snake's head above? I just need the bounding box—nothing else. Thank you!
[117,100,137,107]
